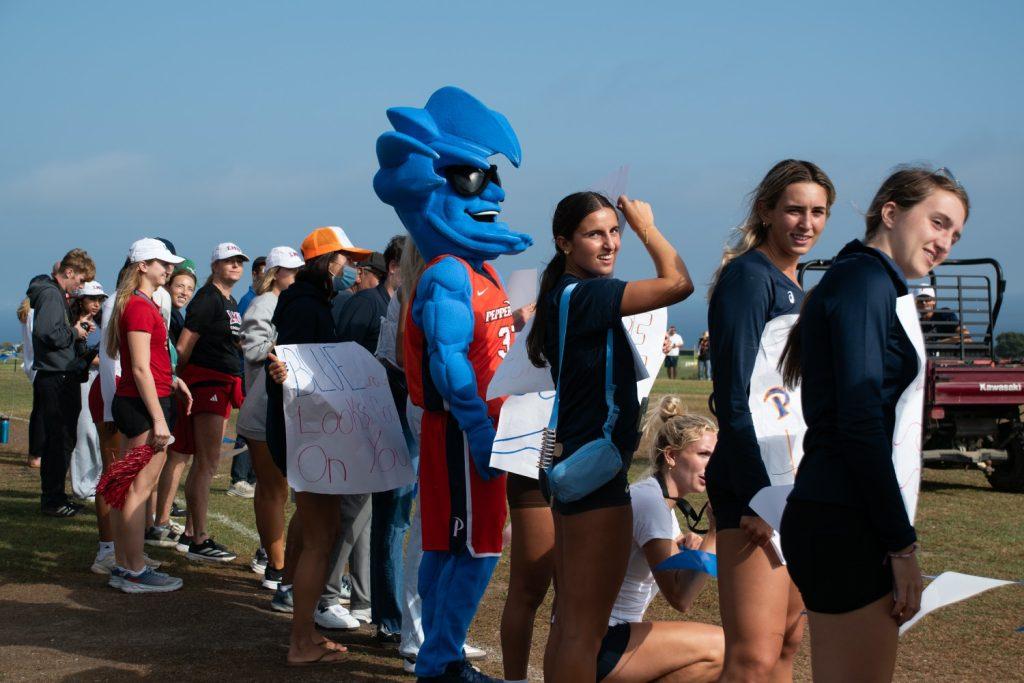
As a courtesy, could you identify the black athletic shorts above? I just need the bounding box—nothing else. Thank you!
[664,355,678,368]
[111,395,176,439]
[780,499,893,614]
[596,622,631,681]
[539,466,631,516]
[705,479,745,530]
[507,472,548,509]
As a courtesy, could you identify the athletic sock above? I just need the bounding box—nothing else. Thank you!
[280,584,293,592]
[98,541,114,557]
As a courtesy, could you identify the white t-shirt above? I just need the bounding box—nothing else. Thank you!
[21,312,35,383]
[667,333,683,357]
[609,476,681,625]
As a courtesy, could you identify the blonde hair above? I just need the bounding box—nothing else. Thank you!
[255,266,281,296]
[59,248,96,281]
[105,264,145,359]
[17,298,30,324]
[641,396,718,475]
[398,239,426,306]
[708,160,835,299]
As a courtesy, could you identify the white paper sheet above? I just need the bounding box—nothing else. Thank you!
[506,268,538,311]
[748,484,793,564]
[900,571,1013,635]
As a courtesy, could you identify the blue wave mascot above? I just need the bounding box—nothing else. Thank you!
[374,86,532,682]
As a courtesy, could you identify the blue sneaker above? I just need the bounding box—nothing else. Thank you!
[108,565,126,589]
[118,566,183,594]
[271,585,293,613]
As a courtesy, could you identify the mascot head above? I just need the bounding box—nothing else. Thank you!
[373,86,533,264]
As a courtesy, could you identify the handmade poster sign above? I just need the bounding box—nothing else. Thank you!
[746,312,805,563]
[278,342,414,495]
[893,293,926,523]
[489,308,667,477]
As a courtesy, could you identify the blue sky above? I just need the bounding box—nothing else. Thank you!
[2,1,1023,347]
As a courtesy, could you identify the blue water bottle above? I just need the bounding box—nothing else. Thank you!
[0,416,9,444]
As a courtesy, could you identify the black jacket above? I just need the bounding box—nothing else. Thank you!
[266,279,338,468]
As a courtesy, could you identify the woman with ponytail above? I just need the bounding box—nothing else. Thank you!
[779,167,968,680]
[706,159,834,682]
[528,191,693,682]
[105,238,191,593]
[596,396,723,683]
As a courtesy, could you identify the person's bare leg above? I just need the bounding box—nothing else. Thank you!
[182,459,196,537]
[154,449,189,526]
[770,578,806,682]
[604,621,724,683]
[282,509,301,585]
[95,422,118,543]
[716,529,797,683]
[289,491,346,664]
[501,506,555,680]
[543,505,632,682]
[112,430,167,572]
[185,412,226,543]
[807,595,898,683]
[249,439,288,569]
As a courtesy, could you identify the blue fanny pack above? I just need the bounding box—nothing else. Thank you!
[540,282,623,503]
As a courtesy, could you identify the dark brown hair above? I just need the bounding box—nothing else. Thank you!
[525,191,615,367]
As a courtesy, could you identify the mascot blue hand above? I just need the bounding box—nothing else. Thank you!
[466,422,501,481]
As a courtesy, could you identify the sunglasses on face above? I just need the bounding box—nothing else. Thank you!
[443,164,501,197]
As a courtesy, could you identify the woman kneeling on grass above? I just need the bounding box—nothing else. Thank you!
[105,238,192,593]
[597,397,723,683]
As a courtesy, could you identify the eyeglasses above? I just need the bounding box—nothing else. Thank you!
[443,164,501,197]
[935,167,962,188]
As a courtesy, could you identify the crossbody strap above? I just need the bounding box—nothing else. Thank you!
[547,283,619,438]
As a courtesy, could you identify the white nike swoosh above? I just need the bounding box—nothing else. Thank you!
[476,289,488,296]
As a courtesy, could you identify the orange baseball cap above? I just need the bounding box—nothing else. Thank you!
[301,226,372,261]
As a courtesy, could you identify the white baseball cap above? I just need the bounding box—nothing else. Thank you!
[73,281,108,298]
[128,238,185,265]
[265,246,305,270]
[915,286,936,299]
[211,242,250,262]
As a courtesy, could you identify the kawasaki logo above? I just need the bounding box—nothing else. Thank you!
[979,382,1022,392]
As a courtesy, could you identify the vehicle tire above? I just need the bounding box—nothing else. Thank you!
[987,425,1024,492]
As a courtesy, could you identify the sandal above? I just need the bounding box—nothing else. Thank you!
[287,647,348,667]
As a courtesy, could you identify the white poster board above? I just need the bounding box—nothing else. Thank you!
[893,293,926,523]
[489,308,667,478]
[278,342,414,494]
[747,313,804,562]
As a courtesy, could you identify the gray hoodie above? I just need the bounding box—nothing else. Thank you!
[27,274,78,373]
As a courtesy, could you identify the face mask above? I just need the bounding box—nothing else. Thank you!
[334,265,358,291]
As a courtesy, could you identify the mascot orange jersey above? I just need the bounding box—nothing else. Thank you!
[405,256,513,557]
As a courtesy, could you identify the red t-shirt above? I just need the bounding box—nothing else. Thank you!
[116,293,173,398]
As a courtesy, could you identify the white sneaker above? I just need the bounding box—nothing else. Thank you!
[142,553,162,569]
[168,520,185,535]
[226,481,255,498]
[463,643,487,660]
[349,607,372,624]
[91,553,115,575]
[314,603,360,630]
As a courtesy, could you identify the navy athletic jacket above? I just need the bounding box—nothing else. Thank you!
[707,250,804,515]
[790,240,918,551]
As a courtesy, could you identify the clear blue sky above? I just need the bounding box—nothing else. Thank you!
[2,1,1023,347]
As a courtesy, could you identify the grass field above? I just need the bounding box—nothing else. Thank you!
[0,365,1022,681]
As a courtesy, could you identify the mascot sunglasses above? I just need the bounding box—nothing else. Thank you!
[444,164,502,197]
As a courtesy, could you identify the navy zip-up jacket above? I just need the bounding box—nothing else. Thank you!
[790,240,918,551]
[707,250,804,514]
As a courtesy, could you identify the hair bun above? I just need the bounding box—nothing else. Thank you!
[658,396,683,422]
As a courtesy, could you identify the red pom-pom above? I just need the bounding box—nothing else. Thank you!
[96,444,155,510]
